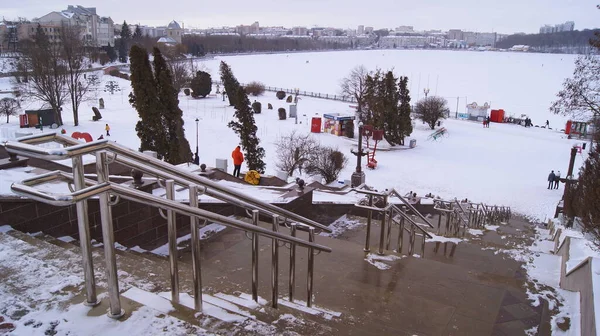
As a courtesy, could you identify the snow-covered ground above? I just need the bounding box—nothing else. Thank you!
[1,52,586,222]
[202,50,577,128]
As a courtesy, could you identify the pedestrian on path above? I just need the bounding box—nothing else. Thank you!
[554,171,561,189]
[232,145,244,178]
[105,123,111,136]
[547,170,555,189]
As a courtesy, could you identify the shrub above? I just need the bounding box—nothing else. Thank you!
[274,130,319,175]
[184,88,190,96]
[252,101,262,113]
[278,108,286,120]
[190,71,212,98]
[268,103,273,110]
[109,69,120,77]
[286,95,293,103]
[245,81,266,96]
[305,146,348,184]
[276,91,286,100]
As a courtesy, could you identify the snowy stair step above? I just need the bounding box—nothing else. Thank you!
[156,292,261,324]
[278,299,342,320]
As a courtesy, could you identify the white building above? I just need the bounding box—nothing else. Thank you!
[357,25,364,35]
[380,35,428,48]
[365,26,374,34]
[36,5,114,47]
[540,21,575,34]
[292,26,308,36]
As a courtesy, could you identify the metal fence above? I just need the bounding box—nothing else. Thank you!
[214,80,358,104]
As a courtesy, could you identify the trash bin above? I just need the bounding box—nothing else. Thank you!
[409,139,417,148]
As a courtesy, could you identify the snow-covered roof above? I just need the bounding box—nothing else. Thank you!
[157,36,177,44]
[167,20,181,30]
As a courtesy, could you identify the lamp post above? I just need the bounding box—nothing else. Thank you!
[194,118,199,165]
[424,88,430,98]
[351,121,366,187]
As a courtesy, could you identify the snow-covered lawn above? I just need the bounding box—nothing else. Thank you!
[0,51,587,222]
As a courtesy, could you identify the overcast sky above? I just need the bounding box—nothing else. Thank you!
[2,0,597,34]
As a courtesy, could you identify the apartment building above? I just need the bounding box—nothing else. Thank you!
[35,5,114,46]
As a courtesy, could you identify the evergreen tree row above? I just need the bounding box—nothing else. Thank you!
[362,70,413,145]
[129,45,192,164]
[220,61,266,173]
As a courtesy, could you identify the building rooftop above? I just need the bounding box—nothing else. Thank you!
[167,20,181,30]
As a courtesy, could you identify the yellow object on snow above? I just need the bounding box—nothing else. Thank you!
[244,170,261,185]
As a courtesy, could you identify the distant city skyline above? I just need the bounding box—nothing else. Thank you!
[2,0,598,34]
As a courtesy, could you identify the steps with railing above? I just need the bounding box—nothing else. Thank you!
[352,186,434,257]
[4,133,332,319]
[434,199,511,237]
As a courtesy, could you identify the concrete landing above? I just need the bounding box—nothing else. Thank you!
[176,214,548,335]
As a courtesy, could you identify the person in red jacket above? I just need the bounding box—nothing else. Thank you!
[232,146,244,178]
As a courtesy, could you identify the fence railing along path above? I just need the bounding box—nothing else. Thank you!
[214,80,358,104]
[5,132,332,318]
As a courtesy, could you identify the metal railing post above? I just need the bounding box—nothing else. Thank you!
[95,151,123,319]
[166,180,179,304]
[394,210,405,253]
[421,234,426,257]
[385,207,392,250]
[409,223,415,256]
[189,185,202,311]
[251,210,259,302]
[289,223,297,302]
[364,195,373,252]
[271,215,279,308]
[307,227,315,308]
[378,196,388,255]
[437,211,442,235]
[72,156,98,307]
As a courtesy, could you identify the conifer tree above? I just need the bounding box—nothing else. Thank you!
[397,76,413,144]
[190,71,212,98]
[128,45,168,158]
[106,43,117,62]
[118,21,131,63]
[133,25,143,41]
[220,61,241,106]
[228,87,266,173]
[153,47,192,164]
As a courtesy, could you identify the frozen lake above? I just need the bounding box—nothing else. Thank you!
[203,50,577,129]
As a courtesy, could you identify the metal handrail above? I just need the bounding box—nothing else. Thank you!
[10,179,332,253]
[5,133,331,233]
[390,206,433,239]
[387,189,434,228]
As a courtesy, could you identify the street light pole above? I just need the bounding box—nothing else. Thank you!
[351,121,366,187]
[424,88,430,98]
[194,118,199,165]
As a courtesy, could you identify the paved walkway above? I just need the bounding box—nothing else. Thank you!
[176,214,549,335]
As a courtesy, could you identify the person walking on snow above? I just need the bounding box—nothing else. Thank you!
[546,120,550,128]
[554,171,561,189]
[105,124,111,136]
[547,170,556,189]
[232,146,244,178]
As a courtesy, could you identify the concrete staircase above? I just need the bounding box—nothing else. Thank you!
[0,212,553,335]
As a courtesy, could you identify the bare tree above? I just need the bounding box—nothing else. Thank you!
[168,59,192,96]
[414,96,449,130]
[16,25,68,126]
[60,23,93,126]
[274,130,320,176]
[305,146,348,184]
[0,97,20,123]
[550,55,600,121]
[340,65,369,120]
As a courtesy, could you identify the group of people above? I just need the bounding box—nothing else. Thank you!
[523,118,534,127]
[482,116,491,128]
[547,170,561,189]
